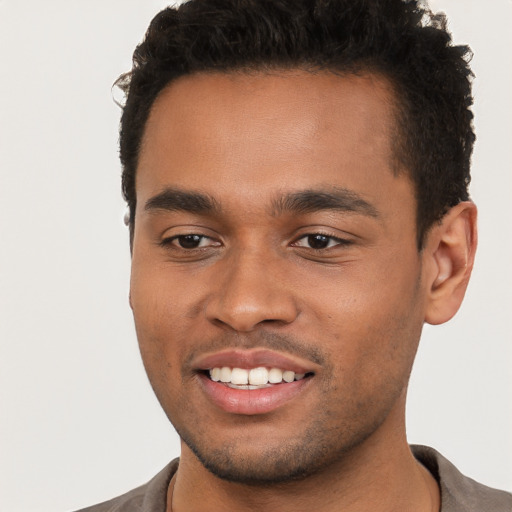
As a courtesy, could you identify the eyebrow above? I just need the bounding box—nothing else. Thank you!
[271,188,380,218]
[144,186,379,219]
[144,188,220,215]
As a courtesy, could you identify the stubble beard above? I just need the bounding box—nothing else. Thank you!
[171,381,402,486]
[152,312,422,486]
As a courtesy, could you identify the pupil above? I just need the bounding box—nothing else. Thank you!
[179,235,201,249]
[308,234,329,249]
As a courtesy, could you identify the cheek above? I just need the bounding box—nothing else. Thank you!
[130,257,196,325]
[305,255,425,380]
[130,262,192,376]
[130,270,190,414]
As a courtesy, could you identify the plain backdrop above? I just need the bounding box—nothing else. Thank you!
[0,1,511,511]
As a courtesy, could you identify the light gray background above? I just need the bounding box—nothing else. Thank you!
[0,1,510,511]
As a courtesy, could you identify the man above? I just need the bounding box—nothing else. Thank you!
[78,0,512,510]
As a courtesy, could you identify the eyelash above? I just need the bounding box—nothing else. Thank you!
[159,234,219,250]
[292,232,352,251]
[159,232,352,251]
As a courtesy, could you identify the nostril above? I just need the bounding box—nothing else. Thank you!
[204,279,300,332]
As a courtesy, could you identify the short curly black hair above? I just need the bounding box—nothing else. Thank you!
[116,0,474,248]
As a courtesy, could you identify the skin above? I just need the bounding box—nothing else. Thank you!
[130,71,477,511]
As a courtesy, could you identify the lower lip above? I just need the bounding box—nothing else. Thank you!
[198,374,312,415]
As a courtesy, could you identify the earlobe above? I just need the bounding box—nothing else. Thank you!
[424,201,477,325]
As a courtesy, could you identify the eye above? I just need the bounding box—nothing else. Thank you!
[161,234,220,250]
[293,233,350,250]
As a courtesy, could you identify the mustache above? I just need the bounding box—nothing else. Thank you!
[183,331,328,368]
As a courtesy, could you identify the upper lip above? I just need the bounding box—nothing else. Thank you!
[192,349,317,374]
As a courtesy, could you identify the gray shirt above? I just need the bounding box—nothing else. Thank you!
[74,445,512,511]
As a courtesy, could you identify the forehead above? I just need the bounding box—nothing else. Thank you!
[136,70,407,214]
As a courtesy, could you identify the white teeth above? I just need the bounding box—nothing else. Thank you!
[219,366,231,383]
[208,366,309,386]
[230,368,249,385]
[249,367,269,385]
[226,383,266,390]
[268,368,283,383]
[282,370,295,383]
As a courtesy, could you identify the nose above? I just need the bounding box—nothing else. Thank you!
[205,250,299,332]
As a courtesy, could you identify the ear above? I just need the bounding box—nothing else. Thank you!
[423,201,477,325]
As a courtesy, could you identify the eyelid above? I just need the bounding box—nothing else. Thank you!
[291,231,353,249]
[159,233,221,249]
[157,227,353,251]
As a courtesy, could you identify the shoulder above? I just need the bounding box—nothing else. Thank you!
[411,445,512,512]
[73,460,178,512]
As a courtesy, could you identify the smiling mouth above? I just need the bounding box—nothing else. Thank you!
[204,366,315,390]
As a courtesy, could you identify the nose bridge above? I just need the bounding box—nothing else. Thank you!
[205,245,298,332]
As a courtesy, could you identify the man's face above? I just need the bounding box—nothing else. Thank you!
[130,71,429,483]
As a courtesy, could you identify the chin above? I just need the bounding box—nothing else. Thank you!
[174,416,376,486]
[184,439,327,485]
